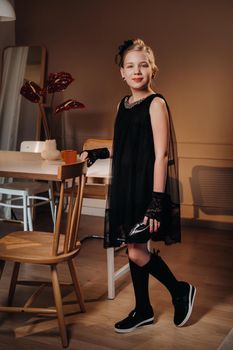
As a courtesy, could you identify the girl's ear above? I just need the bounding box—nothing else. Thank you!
[120,67,125,80]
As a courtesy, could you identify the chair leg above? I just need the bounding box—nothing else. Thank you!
[50,265,68,348]
[48,183,55,225]
[26,196,33,231]
[107,247,115,299]
[0,260,6,280]
[8,262,20,306]
[68,259,86,313]
[22,193,28,231]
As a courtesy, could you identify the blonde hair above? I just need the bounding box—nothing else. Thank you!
[115,38,159,77]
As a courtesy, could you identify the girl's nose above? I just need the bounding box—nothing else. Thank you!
[134,66,141,74]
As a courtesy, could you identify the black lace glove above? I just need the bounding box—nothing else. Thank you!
[80,147,110,167]
[145,192,167,222]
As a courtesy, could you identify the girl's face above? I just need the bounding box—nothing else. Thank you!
[121,50,153,91]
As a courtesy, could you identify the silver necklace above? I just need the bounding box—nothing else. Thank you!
[124,96,147,109]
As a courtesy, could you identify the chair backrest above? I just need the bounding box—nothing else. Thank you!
[190,165,233,217]
[82,138,112,151]
[20,141,45,153]
[52,161,87,256]
[82,138,112,191]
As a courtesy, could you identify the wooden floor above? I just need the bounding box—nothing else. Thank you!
[0,208,233,350]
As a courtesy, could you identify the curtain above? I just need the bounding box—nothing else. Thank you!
[0,46,29,218]
[0,46,29,150]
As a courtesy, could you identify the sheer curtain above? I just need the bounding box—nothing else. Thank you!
[0,46,29,150]
[0,46,29,218]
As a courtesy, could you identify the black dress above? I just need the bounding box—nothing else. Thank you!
[104,93,181,248]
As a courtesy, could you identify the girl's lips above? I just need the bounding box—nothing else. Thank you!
[132,78,143,82]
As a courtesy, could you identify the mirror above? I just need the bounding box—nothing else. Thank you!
[0,46,46,150]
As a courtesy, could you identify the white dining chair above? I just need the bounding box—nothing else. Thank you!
[81,138,130,299]
[0,141,55,231]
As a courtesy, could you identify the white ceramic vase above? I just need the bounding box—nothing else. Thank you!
[41,139,61,160]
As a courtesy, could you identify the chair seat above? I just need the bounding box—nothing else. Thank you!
[0,181,49,196]
[0,231,80,264]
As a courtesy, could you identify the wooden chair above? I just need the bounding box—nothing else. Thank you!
[0,161,87,348]
[82,138,112,152]
[82,138,112,200]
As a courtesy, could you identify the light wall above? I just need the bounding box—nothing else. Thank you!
[11,0,233,228]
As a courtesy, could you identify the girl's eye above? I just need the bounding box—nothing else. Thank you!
[141,63,149,68]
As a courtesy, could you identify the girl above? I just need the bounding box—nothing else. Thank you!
[81,38,196,333]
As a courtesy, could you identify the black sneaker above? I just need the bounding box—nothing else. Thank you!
[114,309,154,333]
[173,282,196,327]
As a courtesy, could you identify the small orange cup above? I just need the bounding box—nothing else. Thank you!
[61,150,77,164]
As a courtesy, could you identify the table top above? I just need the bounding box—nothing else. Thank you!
[0,151,111,181]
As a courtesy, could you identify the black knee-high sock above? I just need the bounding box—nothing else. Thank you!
[129,259,153,314]
[144,251,180,299]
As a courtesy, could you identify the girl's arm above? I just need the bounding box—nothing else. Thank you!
[143,97,169,232]
[150,97,169,192]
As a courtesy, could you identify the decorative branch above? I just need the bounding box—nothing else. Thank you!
[38,102,51,139]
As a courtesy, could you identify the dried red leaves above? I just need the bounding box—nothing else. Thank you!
[20,72,83,111]
[45,72,74,93]
[55,99,85,113]
[20,81,44,103]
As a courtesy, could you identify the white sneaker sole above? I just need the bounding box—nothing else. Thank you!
[114,316,154,333]
[176,284,197,327]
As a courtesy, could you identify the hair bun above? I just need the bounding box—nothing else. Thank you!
[118,39,134,56]
[115,39,134,65]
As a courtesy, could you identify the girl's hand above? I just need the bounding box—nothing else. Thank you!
[79,148,110,167]
[143,216,160,233]
[79,151,88,161]
[143,192,167,233]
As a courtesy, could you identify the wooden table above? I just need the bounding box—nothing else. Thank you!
[0,151,129,299]
[0,151,111,181]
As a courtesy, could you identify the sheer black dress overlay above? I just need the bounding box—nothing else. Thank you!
[104,94,181,247]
